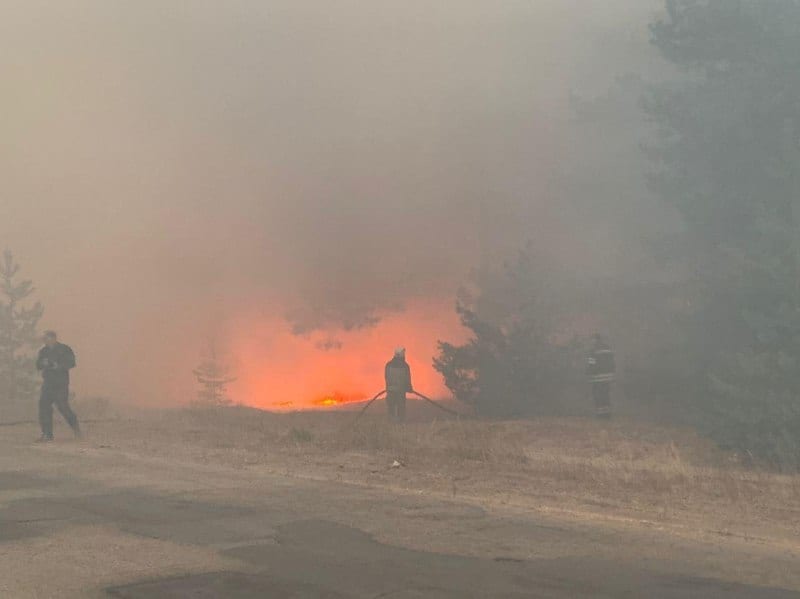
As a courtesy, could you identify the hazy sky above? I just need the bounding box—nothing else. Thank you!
[1,1,660,405]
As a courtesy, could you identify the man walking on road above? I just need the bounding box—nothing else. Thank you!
[385,347,413,423]
[36,331,80,441]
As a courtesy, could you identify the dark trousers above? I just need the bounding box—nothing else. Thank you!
[592,382,611,418]
[386,392,406,423]
[39,381,79,438]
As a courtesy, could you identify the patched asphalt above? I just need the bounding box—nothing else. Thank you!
[1,446,798,598]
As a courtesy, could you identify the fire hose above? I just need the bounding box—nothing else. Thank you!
[409,390,462,417]
[344,388,464,430]
[350,389,387,426]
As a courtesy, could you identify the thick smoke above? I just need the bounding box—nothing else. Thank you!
[1,1,660,404]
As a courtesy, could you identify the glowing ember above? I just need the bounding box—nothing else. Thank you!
[313,391,364,408]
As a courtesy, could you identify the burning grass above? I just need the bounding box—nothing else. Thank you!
[84,404,800,544]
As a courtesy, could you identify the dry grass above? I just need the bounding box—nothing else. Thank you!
[84,405,800,542]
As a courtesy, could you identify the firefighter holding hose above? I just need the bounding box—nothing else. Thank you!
[385,347,413,423]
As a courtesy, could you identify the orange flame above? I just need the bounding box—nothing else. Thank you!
[226,299,464,411]
[313,391,364,407]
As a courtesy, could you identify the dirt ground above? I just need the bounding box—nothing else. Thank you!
[81,403,800,545]
[2,401,800,596]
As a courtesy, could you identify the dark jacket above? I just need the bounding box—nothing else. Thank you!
[385,356,412,394]
[587,342,615,383]
[37,343,76,385]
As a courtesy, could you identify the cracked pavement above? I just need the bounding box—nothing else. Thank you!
[1,431,798,598]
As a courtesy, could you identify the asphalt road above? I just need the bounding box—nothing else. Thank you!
[0,432,798,598]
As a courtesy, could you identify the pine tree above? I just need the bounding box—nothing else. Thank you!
[192,340,236,407]
[644,1,800,468]
[0,250,44,409]
[434,247,579,417]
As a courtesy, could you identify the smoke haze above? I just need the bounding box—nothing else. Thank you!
[2,1,660,406]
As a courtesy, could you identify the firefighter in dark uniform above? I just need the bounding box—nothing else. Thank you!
[384,347,413,423]
[587,334,615,418]
[35,331,80,441]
